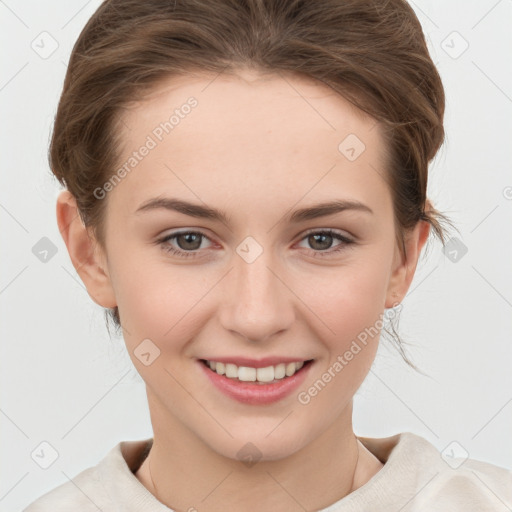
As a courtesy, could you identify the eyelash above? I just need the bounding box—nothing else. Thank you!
[157,229,355,259]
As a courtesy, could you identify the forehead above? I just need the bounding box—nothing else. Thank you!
[110,70,390,219]
[120,69,378,140]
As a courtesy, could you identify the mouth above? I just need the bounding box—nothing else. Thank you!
[199,358,314,385]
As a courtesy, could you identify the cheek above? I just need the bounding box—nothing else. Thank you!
[294,263,388,420]
[299,257,391,343]
[110,252,210,347]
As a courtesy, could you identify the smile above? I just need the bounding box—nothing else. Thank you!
[202,359,312,383]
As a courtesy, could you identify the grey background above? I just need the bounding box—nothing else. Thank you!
[1,1,511,510]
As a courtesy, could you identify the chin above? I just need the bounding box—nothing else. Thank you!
[202,425,312,464]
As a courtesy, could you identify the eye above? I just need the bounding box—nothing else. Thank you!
[158,231,212,259]
[297,229,355,258]
[157,228,355,259]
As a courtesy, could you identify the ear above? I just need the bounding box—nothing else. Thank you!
[56,190,117,309]
[385,219,430,308]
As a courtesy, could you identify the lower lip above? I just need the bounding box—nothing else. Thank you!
[198,360,313,405]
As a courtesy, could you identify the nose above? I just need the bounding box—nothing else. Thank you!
[218,244,295,343]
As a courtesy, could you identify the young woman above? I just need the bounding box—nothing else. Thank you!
[24,0,512,510]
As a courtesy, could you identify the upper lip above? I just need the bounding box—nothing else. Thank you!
[200,357,313,368]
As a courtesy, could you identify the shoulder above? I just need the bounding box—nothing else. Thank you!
[352,432,512,511]
[21,465,109,512]
[22,438,153,511]
[400,433,512,509]
[431,454,512,508]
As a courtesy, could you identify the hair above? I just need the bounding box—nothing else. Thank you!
[49,0,455,371]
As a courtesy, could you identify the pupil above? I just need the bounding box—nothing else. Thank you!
[179,233,201,250]
[310,233,332,250]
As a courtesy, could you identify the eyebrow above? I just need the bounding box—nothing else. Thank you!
[134,197,373,224]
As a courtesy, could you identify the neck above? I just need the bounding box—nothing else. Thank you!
[136,396,383,512]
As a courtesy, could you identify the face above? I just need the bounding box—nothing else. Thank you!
[67,69,424,461]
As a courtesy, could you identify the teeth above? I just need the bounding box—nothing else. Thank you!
[274,363,286,379]
[285,362,296,377]
[256,366,274,382]
[225,363,238,378]
[238,366,256,382]
[205,360,308,383]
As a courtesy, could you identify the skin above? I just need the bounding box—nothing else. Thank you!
[57,68,430,512]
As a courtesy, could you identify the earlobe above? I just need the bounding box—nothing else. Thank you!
[385,220,430,308]
[56,190,117,308]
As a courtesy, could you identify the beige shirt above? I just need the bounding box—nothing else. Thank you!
[23,432,512,511]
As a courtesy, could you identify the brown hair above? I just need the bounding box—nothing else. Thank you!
[50,0,454,370]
